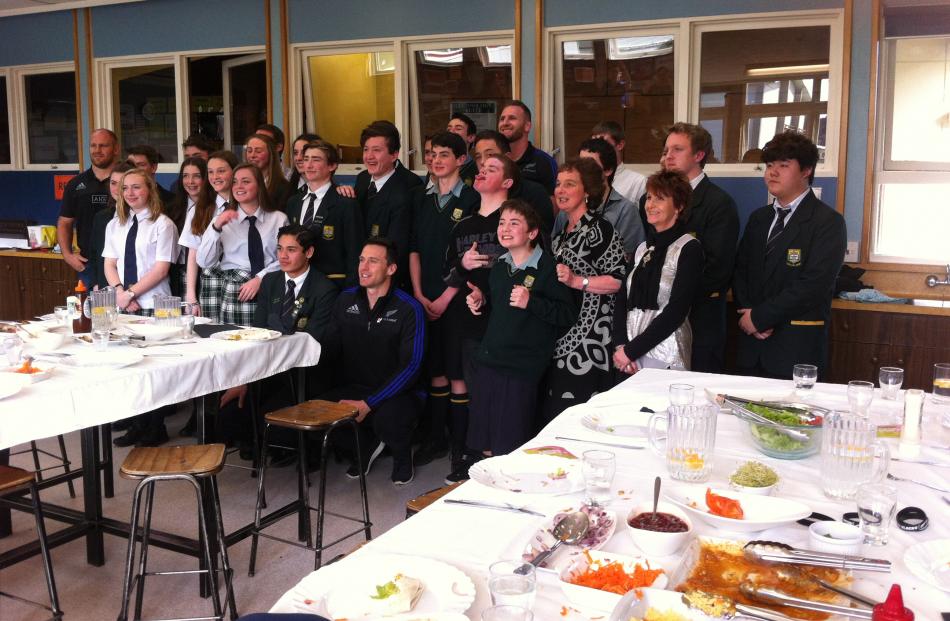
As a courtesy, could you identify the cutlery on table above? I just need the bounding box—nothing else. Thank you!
[442,499,544,517]
[887,473,950,493]
[743,540,891,572]
[553,436,645,450]
[890,457,950,468]
[681,589,796,620]
[522,510,589,570]
[774,565,877,608]
[740,582,872,619]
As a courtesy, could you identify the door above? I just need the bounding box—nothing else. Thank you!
[222,54,267,157]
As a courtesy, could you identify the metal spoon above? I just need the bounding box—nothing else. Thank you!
[739,582,872,619]
[773,565,877,608]
[651,476,661,525]
[526,511,589,568]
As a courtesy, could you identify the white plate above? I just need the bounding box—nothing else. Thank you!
[469,452,583,495]
[559,550,668,612]
[120,323,183,341]
[581,410,652,438]
[1,362,55,383]
[523,503,616,570]
[61,350,144,371]
[904,539,950,592]
[290,553,475,620]
[664,484,810,533]
[210,328,282,342]
[0,373,30,399]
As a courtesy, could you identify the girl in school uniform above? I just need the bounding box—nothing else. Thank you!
[244,133,291,211]
[169,157,212,301]
[464,199,578,457]
[197,163,288,325]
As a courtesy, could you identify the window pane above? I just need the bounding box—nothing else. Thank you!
[888,36,950,164]
[113,64,177,164]
[560,36,675,163]
[306,52,395,164]
[24,72,77,164]
[413,45,512,169]
[0,77,9,164]
[874,182,950,263]
[699,26,829,164]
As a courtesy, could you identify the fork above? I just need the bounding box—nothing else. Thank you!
[887,473,950,493]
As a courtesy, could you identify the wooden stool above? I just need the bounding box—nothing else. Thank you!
[0,465,62,619]
[117,444,237,621]
[248,400,372,575]
[8,435,76,498]
[405,482,464,518]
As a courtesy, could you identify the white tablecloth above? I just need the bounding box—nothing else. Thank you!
[0,333,321,449]
[270,369,950,620]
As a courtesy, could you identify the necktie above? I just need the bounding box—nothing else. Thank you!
[247,215,265,275]
[301,192,317,227]
[367,181,378,199]
[281,279,296,330]
[766,207,791,253]
[123,214,138,288]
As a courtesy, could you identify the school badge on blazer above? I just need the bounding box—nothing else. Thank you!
[786,248,802,266]
[522,275,535,289]
[296,317,308,329]
[370,224,380,236]
[451,208,463,221]
[322,225,335,240]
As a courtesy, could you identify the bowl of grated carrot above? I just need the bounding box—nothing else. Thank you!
[558,549,667,612]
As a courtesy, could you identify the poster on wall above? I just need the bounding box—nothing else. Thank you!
[450,101,497,138]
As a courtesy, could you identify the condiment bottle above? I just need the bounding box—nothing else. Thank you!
[898,389,923,459]
[872,584,914,621]
[71,280,91,333]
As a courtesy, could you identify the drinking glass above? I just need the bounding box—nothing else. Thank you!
[488,560,535,609]
[2,335,23,365]
[934,363,950,404]
[648,404,717,482]
[180,302,195,338]
[847,380,875,417]
[669,383,694,406]
[582,450,615,507]
[482,606,533,621]
[820,410,890,500]
[53,305,69,328]
[856,482,898,546]
[878,367,904,401]
[793,364,818,396]
[92,328,110,351]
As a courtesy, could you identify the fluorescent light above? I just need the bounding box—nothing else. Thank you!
[608,36,674,60]
[746,63,830,76]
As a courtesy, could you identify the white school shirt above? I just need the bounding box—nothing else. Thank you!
[613,164,647,204]
[179,194,228,250]
[767,187,810,241]
[196,205,289,279]
[102,209,177,309]
[300,180,332,222]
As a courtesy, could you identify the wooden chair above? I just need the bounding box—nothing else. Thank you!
[8,435,76,498]
[405,481,463,518]
[0,465,62,619]
[116,444,237,621]
[248,400,372,575]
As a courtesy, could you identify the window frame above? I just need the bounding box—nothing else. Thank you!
[0,68,12,171]
[10,61,79,171]
[93,45,265,173]
[542,9,845,178]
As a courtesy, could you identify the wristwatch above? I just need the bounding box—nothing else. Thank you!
[581,277,590,291]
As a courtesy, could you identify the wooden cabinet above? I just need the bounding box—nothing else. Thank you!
[0,253,77,321]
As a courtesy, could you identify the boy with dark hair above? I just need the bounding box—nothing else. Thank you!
[447,112,479,186]
[498,100,558,195]
[127,144,175,205]
[591,120,646,204]
[734,131,845,379]
[181,134,215,160]
[410,131,480,466]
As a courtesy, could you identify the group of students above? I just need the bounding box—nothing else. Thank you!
[55,102,846,485]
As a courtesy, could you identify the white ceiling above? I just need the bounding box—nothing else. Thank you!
[0,0,142,18]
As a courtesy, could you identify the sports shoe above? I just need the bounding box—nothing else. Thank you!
[345,439,385,479]
[413,443,448,467]
[391,460,414,486]
[444,452,483,485]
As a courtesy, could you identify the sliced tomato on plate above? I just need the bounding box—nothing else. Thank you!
[705,488,744,519]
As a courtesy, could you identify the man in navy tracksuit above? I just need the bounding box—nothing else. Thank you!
[320,237,426,485]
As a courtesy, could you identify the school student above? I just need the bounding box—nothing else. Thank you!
[244,133,292,211]
[167,157,212,297]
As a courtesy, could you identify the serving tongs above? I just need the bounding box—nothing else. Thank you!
[681,590,797,621]
[739,582,873,619]
[743,540,892,572]
[716,395,825,442]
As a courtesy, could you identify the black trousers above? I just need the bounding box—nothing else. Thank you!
[689,295,727,373]
[319,387,421,467]
[467,362,537,456]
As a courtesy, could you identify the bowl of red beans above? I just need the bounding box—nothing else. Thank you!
[624,500,692,557]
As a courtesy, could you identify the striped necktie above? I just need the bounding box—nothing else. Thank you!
[281,279,296,330]
[766,207,791,253]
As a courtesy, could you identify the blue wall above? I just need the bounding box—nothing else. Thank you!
[544,0,844,26]
[0,11,73,65]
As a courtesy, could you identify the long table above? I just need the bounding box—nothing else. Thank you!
[0,331,321,567]
[269,369,950,620]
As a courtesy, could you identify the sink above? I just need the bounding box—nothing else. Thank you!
[910,298,949,308]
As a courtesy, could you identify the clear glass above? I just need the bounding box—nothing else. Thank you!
[699,26,830,163]
[856,482,898,546]
[24,72,78,164]
[878,366,904,400]
[2,335,23,365]
[92,329,110,351]
[582,450,615,507]
[669,383,694,406]
[793,363,818,395]
[112,64,177,164]
[53,305,69,328]
[482,606,533,621]
[649,404,717,482]
[934,363,950,404]
[559,35,675,164]
[820,411,890,500]
[488,560,535,610]
[180,302,195,338]
[847,380,875,416]
[304,52,395,164]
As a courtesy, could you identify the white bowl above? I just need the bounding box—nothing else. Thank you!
[558,549,667,612]
[726,459,780,496]
[665,484,811,533]
[624,501,693,557]
[22,329,67,352]
[808,521,863,556]
[2,362,55,383]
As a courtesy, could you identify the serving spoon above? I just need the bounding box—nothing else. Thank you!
[524,511,589,569]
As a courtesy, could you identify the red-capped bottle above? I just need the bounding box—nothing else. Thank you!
[872,584,914,621]
[72,280,91,333]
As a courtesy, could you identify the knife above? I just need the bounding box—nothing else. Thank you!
[554,436,645,450]
[443,499,544,517]
[890,457,950,468]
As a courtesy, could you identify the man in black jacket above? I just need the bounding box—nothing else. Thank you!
[285,140,363,288]
[320,237,426,485]
[648,123,740,373]
[733,131,846,379]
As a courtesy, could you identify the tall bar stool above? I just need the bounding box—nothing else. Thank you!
[116,444,237,621]
[9,435,76,498]
[248,400,372,575]
[0,465,63,620]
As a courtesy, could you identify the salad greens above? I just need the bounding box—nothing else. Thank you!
[370,580,399,600]
[730,461,779,487]
[744,403,804,425]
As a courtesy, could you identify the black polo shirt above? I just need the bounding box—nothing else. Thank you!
[514,142,558,195]
[59,167,111,258]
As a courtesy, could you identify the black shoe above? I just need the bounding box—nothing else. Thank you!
[444,453,483,485]
[136,426,169,448]
[113,428,143,447]
[413,443,448,467]
[392,460,414,486]
[112,418,134,432]
[345,440,384,479]
[178,413,197,437]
